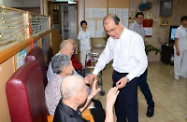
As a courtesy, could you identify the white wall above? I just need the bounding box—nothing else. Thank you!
[22,0,40,7]
[1,0,40,7]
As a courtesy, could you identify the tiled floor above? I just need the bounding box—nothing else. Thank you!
[94,62,187,122]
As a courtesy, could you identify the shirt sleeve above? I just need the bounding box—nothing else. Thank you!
[45,76,62,115]
[175,28,180,39]
[77,31,81,40]
[87,30,92,38]
[129,23,135,31]
[92,40,113,75]
[47,63,54,81]
[126,36,148,81]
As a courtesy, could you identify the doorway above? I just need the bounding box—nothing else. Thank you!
[47,1,78,54]
[60,3,78,41]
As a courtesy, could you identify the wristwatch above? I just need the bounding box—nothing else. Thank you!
[126,77,130,83]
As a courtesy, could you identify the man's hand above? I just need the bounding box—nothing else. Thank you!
[116,77,128,89]
[88,79,101,99]
[84,75,92,84]
[85,74,97,84]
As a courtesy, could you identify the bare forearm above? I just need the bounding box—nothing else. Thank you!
[77,40,80,52]
[105,87,119,122]
[105,106,114,122]
[175,39,179,50]
[79,95,92,112]
[90,38,93,50]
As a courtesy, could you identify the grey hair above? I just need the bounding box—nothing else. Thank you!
[60,75,85,100]
[51,54,70,74]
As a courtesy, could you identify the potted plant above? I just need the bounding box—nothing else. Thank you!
[145,44,161,55]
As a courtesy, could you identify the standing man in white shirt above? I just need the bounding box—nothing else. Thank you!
[90,14,148,122]
[77,20,93,67]
[174,16,187,80]
[129,12,155,117]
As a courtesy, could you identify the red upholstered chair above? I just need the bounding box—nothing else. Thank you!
[6,61,48,122]
[25,47,48,87]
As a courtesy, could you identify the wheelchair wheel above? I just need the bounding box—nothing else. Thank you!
[99,90,105,96]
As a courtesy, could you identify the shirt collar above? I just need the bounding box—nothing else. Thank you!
[59,99,81,117]
[82,29,87,33]
[55,74,63,80]
[180,25,187,31]
[135,21,142,27]
[118,26,126,40]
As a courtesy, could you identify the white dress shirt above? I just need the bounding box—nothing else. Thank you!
[93,28,148,81]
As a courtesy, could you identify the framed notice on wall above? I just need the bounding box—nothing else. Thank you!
[160,0,173,17]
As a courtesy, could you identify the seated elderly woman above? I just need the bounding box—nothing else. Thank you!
[45,54,105,120]
[45,54,74,115]
[53,75,119,122]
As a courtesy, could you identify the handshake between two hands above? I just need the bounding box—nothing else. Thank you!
[84,74,120,107]
[85,74,128,89]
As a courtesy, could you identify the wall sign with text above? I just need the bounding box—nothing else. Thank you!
[160,0,173,17]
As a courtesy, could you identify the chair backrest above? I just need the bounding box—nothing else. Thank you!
[25,47,48,87]
[6,61,48,122]
[47,47,53,66]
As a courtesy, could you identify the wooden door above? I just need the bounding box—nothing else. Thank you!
[48,2,63,54]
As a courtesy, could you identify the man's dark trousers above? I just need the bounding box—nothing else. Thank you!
[112,70,139,122]
[139,69,154,108]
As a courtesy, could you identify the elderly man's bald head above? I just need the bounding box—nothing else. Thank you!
[60,39,74,49]
[60,75,87,101]
[59,39,75,57]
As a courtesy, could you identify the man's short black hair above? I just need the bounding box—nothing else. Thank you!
[80,20,87,26]
[180,16,187,22]
[135,12,144,18]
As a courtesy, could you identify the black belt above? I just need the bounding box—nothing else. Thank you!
[114,70,128,75]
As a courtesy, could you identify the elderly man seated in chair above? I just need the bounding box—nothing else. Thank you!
[47,39,76,81]
[47,39,86,80]
[53,75,119,122]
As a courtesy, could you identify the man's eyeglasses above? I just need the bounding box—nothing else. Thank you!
[106,24,119,34]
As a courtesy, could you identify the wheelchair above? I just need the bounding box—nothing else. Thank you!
[84,52,105,96]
